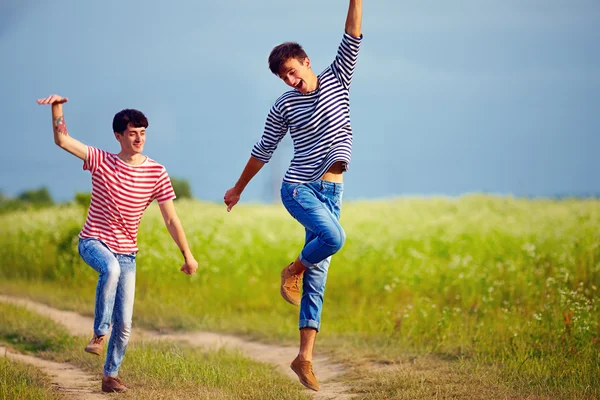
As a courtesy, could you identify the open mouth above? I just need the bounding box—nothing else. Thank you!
[295,80,304,91]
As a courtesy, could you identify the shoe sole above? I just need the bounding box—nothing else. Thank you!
[290,363,319,392]
[280,285,301,306]
[102,386,127,393]
[84,347,102,356]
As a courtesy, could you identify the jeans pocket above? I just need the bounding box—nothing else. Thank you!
[292,184,321,211]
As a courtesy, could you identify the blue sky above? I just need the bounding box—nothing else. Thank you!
[1,0,599,203]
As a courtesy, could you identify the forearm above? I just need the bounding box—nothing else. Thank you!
[234,156,265,193]
[345,0,362,37]
[52,104,69,147]
[37,94,86,160]
[165,217,194,261]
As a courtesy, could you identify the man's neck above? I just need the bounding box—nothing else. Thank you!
[303,72,319,93]
[117,152,145,165]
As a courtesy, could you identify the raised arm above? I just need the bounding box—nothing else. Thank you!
[345,0,362,37]
[36,94,87,160]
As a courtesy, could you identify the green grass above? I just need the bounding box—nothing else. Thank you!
[0,303,74,353]
[0,357,61,400]
[1,196,599,399]
[0,303,308,400]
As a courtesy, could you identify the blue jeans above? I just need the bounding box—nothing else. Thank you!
[78,238,136,378]
[280,180,346,331]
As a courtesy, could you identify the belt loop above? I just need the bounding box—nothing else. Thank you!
[320,180,324,190]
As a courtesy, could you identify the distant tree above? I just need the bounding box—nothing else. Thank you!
[170,177,192,200]
[0,191,17,213]
[0,192,12,211]
[74,192,92,209]
[0,187,54,213]
[74,192,92,219]
[17,187,53,206]
[0,200,19,214]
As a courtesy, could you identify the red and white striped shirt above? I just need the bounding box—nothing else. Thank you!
[79,146,176,254]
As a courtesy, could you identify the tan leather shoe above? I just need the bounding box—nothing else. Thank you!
[280,263,303,306]
[84,334,105,356]
[290,356,319,391]
[102,376,128,393]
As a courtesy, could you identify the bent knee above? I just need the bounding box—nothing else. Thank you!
[103,262,121,282]
[114,323,132,341]
[321,227,346,254]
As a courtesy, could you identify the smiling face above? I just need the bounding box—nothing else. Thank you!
[269,42,318,94]
[278,57,315,94]
[112,109,148,157]
[115,123,145,155]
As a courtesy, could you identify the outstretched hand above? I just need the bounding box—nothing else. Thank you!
[37,94,68,105]
[223,187,241,212]
[180,258,199,275]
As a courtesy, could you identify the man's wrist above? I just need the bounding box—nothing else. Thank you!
[181,250,193,261]
[233,181,246,193]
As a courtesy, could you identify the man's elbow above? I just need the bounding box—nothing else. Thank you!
[346,27,361,38]
[164,216,180,229]
[54,136,68,149]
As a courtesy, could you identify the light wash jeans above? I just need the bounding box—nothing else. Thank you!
[280,180,345,331]
[78,238,136,378]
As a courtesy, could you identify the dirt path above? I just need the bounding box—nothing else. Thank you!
[0,345,104,400]
[0,295,353,399]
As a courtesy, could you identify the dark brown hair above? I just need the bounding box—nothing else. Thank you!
[268,42,308,75]
[112,109,148,134]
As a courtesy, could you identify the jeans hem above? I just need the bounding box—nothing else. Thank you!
[104,370,119,378]
[299,253,317,269]
[299,319,320,332]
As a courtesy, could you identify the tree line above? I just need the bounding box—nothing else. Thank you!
[0,177,193,214]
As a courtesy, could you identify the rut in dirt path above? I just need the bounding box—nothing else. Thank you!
[1,345,104,400]
[0,295,354,400]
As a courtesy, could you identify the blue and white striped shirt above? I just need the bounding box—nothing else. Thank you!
[252,33,362,183]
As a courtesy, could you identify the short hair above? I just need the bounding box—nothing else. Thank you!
[112,109,148,134]
[268,42,308,75]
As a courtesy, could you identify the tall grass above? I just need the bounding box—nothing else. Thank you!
[1,196,599,398]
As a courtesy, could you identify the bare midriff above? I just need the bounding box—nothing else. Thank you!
[321,161,346,183]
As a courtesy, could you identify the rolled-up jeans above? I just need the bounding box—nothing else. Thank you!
[78,237,136,378]
[280,180,345,331]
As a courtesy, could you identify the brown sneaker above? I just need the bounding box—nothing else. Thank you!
[290,356,319,391]
[280,263,303,306]
[84,334,106,356]
[102,376,128,393]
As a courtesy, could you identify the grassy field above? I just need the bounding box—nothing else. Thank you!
[0,302,309,399]
[0,196,599,399]
[0,357,61,400]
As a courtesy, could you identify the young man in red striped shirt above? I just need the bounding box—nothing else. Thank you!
[37,94,199,393]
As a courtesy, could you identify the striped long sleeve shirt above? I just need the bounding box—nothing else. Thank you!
[251,33,362,183]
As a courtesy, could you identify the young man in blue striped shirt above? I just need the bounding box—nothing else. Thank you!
[224,0,362,391]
